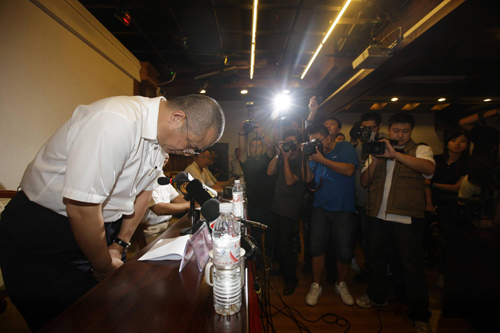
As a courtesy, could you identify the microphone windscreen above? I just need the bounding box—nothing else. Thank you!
[185,179,213,206]
[174,172,190,183]
[158,177,171,185]
[201,198,220,222]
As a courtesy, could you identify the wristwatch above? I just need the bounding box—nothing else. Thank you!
[113,237,131,252]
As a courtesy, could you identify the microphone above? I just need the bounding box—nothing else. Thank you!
[158,172,190,186]
[185,179,215,206]
[201,198,221,222]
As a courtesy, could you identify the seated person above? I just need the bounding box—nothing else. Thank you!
[142,157,190,238]
[208,149,222,180]
[230,148,244,179]
[184,150,232,192]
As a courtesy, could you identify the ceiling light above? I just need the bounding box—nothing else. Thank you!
[301,0,352,79]
[391,97,398,102]
[484,98,492,102]
[250,0,259,79]
[241,89,248,94]
[199,89,206,94]
[283,90,290,94]
[438,97,446,102]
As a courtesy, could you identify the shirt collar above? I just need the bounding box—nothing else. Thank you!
[142,96,166,141]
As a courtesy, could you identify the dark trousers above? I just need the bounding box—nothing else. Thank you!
[270,213,298,286]
[0,191,123,332]
[247,206,273,258]
[366,216,431,322]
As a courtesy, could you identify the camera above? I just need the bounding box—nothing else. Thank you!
[243,119,257,133]
[281,140,297,153]
[350,125,397,155]
[303,139,324,156]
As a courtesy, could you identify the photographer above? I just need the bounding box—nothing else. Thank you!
[267,129,305,296]
[302,125,358,306]
[356,112,435,333]
[238,121,275,260]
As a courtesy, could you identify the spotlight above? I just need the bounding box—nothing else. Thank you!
[438,98,446,102]
[283,90,290,94]
[241,89,248,95]
[274,94,290,110]
[484,98,492,102]
[199,89,206,94]
[113,9,132,27]
[391,97,398,102]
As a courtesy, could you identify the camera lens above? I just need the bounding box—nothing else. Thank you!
[243,120,255,133]
[282,142,291,152]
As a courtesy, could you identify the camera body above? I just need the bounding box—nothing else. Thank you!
[281,140,297,153]
[350,125,397,155]
[303,139,324,156]
[243,119,257,133]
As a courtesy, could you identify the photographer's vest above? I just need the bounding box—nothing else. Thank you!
[366,139,426,219]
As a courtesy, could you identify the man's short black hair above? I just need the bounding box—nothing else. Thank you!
[323,116,342,129]
[388,112,415,130]
[360,111,382,126]
[282,129,303,144]
[249,138,263,144]
[307,125,329,138]
[235,148,240,153]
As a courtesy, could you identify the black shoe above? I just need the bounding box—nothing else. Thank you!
[353,270,369,284]
[283,281,298,296]
[302,264,312,275]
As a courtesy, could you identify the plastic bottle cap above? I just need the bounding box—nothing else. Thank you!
[219,203,233,213]
[234,180,240,183]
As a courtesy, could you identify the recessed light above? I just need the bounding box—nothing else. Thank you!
[438,98,446,102]
[199,89,206,94]
[484,98,492,102]
[240,89,248,95]
[391,97,398,102]
[283,90,290,94]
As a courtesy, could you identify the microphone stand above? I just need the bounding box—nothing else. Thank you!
[180,195,203,235]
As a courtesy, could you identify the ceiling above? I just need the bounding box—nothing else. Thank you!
[78,0,500,122]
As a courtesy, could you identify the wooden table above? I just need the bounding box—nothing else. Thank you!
[40,217,251,333]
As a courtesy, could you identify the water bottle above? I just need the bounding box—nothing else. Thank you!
[232,180,244,219]
[211,203,242,316]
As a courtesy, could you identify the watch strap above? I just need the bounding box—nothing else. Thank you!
[113,237,131,251]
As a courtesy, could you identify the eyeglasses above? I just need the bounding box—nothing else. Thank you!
[182,117,201,156]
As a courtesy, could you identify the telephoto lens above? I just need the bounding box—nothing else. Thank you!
[281,140,297,152]
[243,119,256,133]
[303,139,323,156]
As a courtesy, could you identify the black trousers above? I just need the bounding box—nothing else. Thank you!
[366,216,431,322]
[0,191,122,332]
[270,213,298,286]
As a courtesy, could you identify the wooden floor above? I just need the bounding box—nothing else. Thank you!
[259,246,473,333]
[0,238,474,333]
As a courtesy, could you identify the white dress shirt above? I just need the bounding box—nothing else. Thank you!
[362,145,435,224]
[142,184,180,225]
[21,96,168,222]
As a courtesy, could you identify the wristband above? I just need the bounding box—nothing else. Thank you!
[238,132,248,136]
[113,237,131,251]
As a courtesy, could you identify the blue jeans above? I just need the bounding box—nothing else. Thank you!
[366,216,431,322]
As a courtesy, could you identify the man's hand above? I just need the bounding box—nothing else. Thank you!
[425,203,437,215]
[309,96,319,113]
[375,139,396,159]
[308,146,325,163]
[108,247,123,260]
[255,124,264,138]
[282,148,291,160]
[239,120,246,134]
[93,257,123,282]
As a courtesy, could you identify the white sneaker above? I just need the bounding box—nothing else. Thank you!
[335,282,354,306]
[350,258,361,272]
[306,283,322,306]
